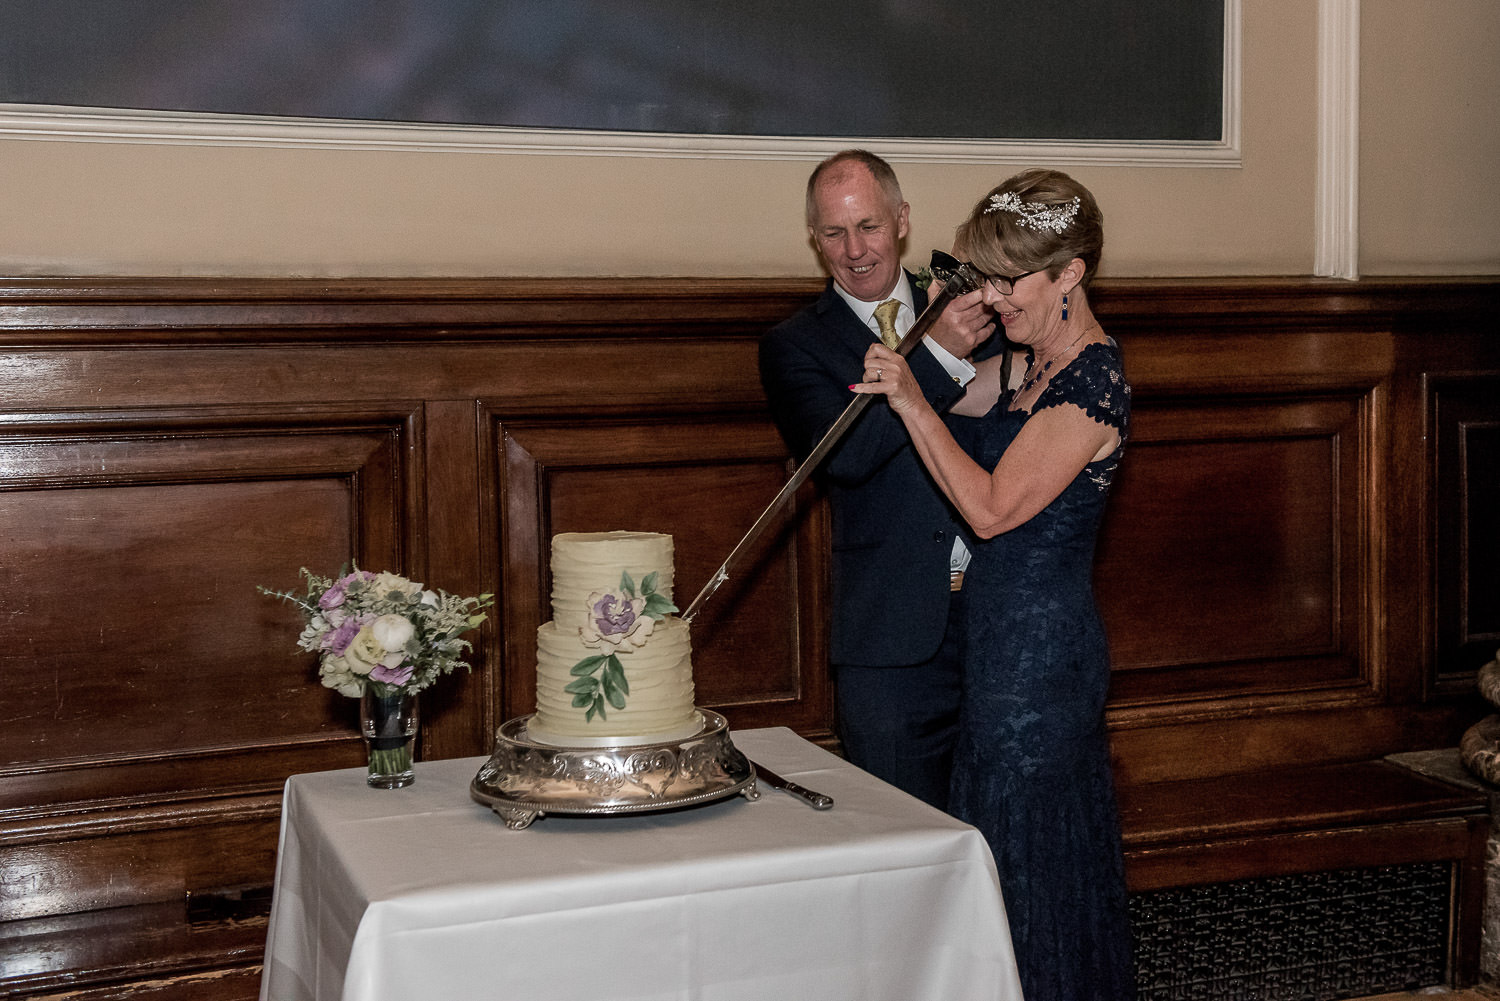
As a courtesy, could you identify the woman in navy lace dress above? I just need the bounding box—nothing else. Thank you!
[852,169,1134,1000]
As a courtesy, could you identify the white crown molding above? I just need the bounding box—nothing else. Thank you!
[1221,0,1244,166]
[0,5,1243,170]
[0,102,1241,168]
[1315,0,1360,279]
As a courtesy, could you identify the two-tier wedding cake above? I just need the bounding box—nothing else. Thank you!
[526,531,701,745]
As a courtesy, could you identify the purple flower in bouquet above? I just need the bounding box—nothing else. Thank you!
[321,614,368,656]
[319,570,374,610]
[370,663,415,686]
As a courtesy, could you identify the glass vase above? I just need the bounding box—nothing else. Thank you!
[360,688,419,788]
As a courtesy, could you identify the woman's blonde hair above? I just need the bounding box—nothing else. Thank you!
[954,168,1103,290]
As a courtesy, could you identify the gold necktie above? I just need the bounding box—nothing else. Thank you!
[874,299,901,350]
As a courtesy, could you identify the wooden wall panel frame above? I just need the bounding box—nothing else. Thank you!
[1099,388,1378,712]
[0,406,420,799]
[1428,372,1500,693]
[0,405,419,922]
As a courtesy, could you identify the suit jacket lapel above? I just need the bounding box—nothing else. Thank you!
[812,272,928,357]
[810,281,876,359]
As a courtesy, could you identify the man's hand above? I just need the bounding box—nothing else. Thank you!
[923,283,995,359]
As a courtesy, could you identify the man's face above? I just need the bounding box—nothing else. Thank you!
[808,166,910,303]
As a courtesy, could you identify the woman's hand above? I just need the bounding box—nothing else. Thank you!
[850,344,925,415]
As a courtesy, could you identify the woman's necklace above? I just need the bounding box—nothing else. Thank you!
[1017,324,1098,395]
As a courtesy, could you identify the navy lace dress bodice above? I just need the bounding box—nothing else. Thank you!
[952,341,1136,1000]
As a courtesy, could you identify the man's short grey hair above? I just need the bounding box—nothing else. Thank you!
[805,149,904,226]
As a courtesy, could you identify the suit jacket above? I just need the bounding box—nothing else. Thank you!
[759,272,981,667]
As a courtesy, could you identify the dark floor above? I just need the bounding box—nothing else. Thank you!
[1364,987,1496,1000]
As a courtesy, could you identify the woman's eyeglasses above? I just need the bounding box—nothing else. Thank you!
[928,252,1037,295]
[984,270,1039,295]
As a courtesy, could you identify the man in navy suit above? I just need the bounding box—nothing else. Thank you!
[759,149,997,810]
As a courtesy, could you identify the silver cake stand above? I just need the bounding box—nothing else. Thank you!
[470,709,759,829]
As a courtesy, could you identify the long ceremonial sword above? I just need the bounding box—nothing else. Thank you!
[681,252,986,623]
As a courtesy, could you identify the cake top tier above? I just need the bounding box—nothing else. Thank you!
[549,531,675,630]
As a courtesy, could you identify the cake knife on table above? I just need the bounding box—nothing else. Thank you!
[750,761,834,810]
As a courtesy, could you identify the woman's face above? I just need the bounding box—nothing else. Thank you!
[980,266,1066,346]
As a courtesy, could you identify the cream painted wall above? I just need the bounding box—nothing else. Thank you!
[1360,0,1500,275]
[0,1,1489,279]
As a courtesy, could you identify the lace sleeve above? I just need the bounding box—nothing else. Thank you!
[1034,341,1131,439]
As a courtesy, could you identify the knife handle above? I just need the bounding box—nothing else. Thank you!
[753,764,834,810]
[779,779,834,810]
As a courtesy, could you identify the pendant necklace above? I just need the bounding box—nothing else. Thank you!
[1018,324,1097,395]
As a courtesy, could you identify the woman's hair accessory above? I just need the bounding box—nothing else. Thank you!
[984,192,1081,234]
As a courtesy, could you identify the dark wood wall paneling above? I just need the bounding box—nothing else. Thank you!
[0,276,1496,996]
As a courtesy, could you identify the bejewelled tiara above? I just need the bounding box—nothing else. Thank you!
[984,192,1081,234]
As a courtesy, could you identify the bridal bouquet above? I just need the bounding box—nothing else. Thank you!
[261,567,493,698]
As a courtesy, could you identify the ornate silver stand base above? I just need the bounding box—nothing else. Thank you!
[470,709,759,829]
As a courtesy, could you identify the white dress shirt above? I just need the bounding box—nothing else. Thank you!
[833,278,973,573]
[833,280,977,387]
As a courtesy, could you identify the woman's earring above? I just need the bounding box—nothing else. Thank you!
[1062,292,1069,321]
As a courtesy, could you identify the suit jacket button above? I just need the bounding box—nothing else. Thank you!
[933,531,946,543]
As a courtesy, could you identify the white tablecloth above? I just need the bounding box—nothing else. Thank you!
[259,726,1020,1001]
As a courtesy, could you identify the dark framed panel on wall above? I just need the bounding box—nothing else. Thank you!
[0,0,1239,164]
[1430,374,1500,689]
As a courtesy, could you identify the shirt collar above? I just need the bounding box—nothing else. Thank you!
[832,274,915,330]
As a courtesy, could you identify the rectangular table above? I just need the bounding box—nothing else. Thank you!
[260,726,1020,1001]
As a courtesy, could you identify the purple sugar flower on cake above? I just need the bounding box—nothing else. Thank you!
[579,589,654,653]
[593,593,635,634]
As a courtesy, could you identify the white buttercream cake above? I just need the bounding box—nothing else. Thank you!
[527,531,701,745]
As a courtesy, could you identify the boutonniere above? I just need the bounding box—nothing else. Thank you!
[911,266,934,291]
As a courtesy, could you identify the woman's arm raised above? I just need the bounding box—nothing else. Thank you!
[852,343,1115,539]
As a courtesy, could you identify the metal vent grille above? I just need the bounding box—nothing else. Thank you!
[1130,863,1450,1000]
